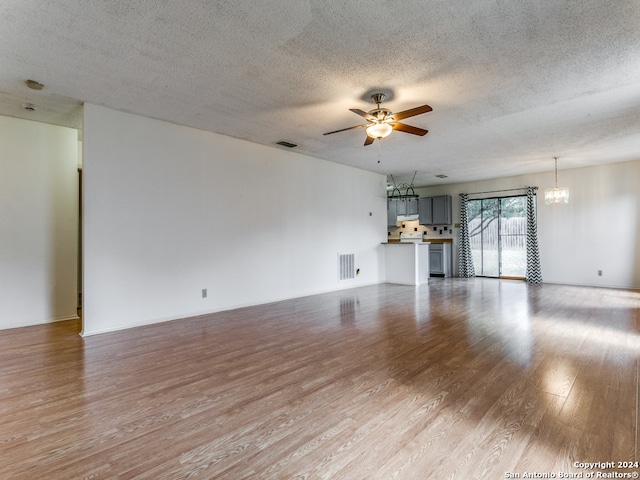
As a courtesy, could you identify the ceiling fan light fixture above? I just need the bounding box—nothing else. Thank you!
[323,93,431,148]
[366,122,392,139]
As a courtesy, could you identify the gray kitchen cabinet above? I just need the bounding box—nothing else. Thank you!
[388,197,419,226]
[418,197,432,225]
[432,195,452,225]
[387,200,398,226]
[420,195,452,226]
[429,244,444,275]
[406,197,419,216]
[429,242,452,277]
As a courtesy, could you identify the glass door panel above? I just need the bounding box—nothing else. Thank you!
[499,196,527,278]
[468,198,499,277]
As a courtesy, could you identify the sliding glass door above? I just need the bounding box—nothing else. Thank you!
[468,195,528,278]
[468,198,499,276]
[499,196,527,277]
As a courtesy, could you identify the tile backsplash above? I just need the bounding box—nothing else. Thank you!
[388,219,455,240]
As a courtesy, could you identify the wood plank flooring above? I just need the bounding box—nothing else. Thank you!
[0,278,638,479]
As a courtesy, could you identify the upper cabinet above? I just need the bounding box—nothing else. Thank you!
[432,195,452,225]
[388,194,452,227]
[388,197,419,226]
[418,197,432,225]
[419,195,452,226]
[405,198,419,216]
[387,200,398,226]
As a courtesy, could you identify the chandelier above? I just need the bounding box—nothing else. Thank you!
[544,157,569,204]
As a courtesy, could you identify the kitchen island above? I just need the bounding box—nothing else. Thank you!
[382,242,430,285]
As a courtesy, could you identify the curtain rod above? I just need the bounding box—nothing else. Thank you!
[464,186,537,196]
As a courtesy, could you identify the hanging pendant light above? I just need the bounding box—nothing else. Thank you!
[544,156,569,204]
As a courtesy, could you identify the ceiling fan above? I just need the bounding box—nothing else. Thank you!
[323,93,432,146]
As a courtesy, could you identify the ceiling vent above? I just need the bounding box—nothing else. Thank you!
[276,141,297,148]
[25,79,44,90]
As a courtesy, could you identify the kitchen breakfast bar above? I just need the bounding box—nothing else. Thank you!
[382,242,431,286]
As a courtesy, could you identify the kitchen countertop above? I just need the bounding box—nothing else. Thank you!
[424,238,453,244]
[384,238,453,244]
[382,242,430,245]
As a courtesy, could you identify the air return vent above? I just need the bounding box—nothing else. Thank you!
[276,141,297,148]
[338,253,355,281]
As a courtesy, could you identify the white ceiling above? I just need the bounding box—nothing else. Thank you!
[2,0,640,187]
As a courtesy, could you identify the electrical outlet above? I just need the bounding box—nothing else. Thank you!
[202,288,208,298]
[597,270,602,277]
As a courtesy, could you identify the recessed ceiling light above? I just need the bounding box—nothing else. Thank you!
[21,102,36,111]
[25,79,44,90]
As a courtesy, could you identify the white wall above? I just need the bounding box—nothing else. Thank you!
[82,104,387,335]
[415,160,640,289]
[0,115,79,329]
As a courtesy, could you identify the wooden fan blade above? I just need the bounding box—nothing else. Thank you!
[323,124,367,135]
[364,135,375,146]
[350,109,377,122]
[391,104,432,121]
[391,122,428,136]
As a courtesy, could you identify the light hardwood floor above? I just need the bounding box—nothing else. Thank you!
[1,279,638,479]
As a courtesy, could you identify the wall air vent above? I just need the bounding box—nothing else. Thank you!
[338,253,355,281]
[276,141,297,148]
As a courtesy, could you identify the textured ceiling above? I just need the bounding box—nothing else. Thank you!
[2,0,640,187]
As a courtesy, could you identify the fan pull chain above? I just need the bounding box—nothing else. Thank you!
[377,137,381,164]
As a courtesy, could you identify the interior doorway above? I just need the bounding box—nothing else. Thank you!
[467,195,528,279]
